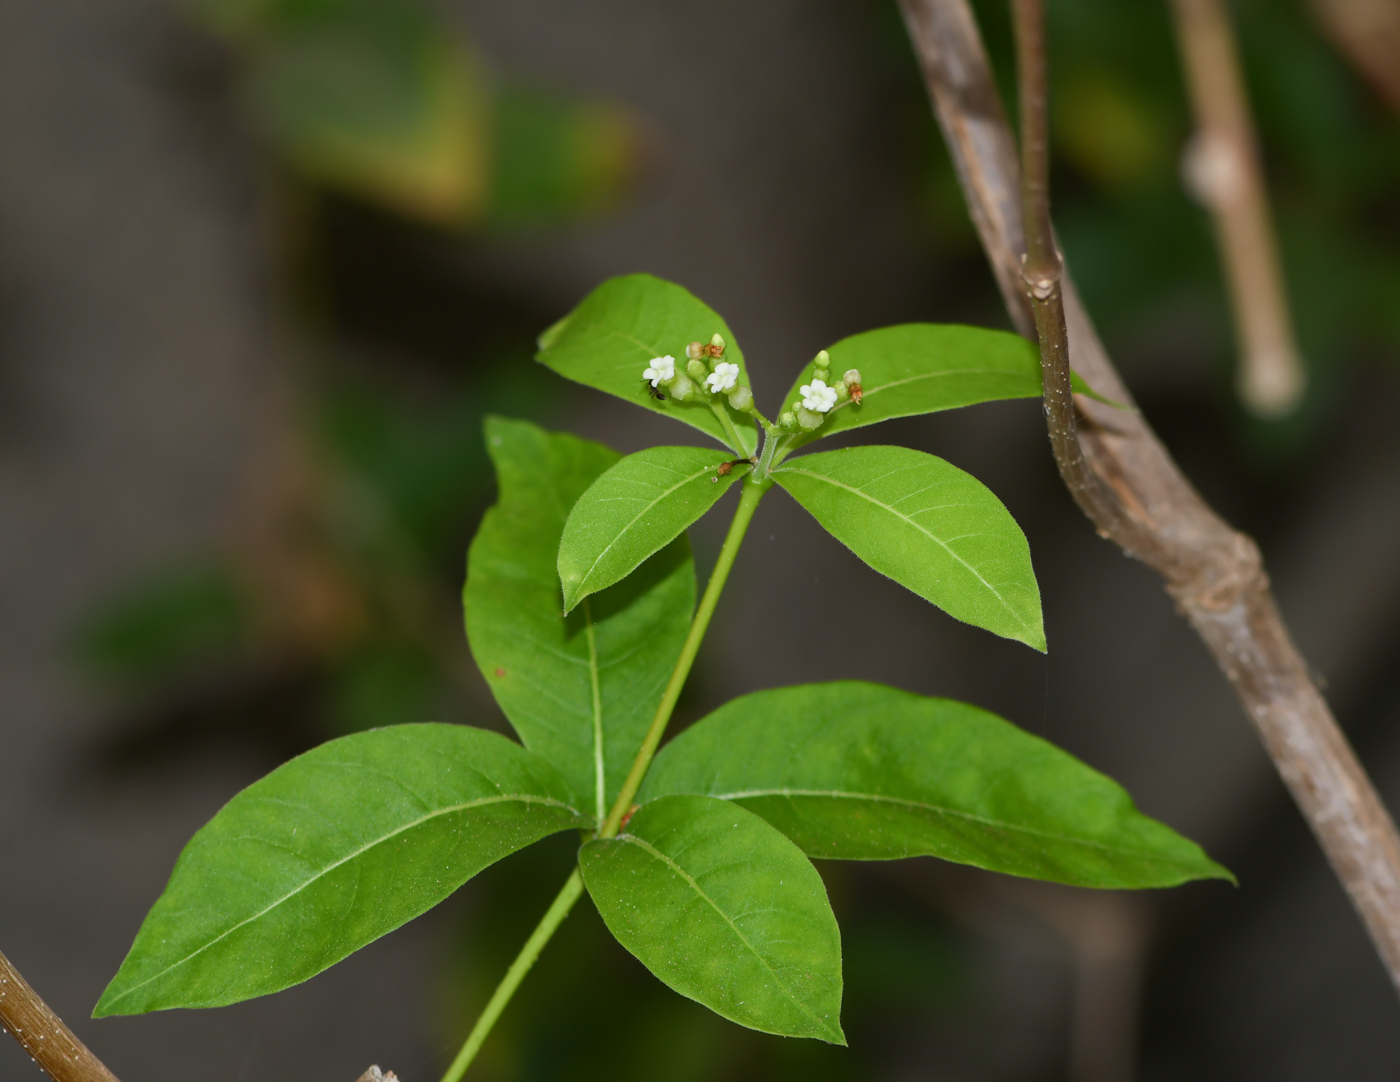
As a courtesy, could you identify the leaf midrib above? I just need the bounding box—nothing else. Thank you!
[775,464,1030,633]
[103,792,585,1010]
[613,832,841,1041]
[714,787,1191,865]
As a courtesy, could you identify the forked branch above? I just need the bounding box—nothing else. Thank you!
[897,0,1400,994]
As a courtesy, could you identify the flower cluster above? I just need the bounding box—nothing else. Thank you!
[777,350,861,433]
[640,333,754,413]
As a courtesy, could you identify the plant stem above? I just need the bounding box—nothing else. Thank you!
[437,478,769,1079]
[709,401,750,457]
[1170,0,1306,416]
[599,476,770,838]
[754,427,783,480]
[0,947,120,1082]
[438,870,585,1082]
[1010,0,1159,557]
[899,0,1400,992]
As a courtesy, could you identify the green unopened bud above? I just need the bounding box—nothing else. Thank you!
[687,358,708,381]
[667,372,697,401]
[686,341,704,360]
[796,407,825,431]
[834,380,849,401]
[727,385,754,412]
[843,369,861,385]
[814,350,831,371]
[779,411,796,429]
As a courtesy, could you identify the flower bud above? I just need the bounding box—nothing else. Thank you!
[686,358,708,381]
[796,407,825,431]
[686,341,704,360]
[779,411,796,429]
[843,369,861,386]
[710,333,726,352]
[727,385,754,412]
[814,349,831,371]
[834,380,849,401]
[667,372,697,401]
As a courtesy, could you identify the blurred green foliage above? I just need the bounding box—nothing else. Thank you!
[78,566,247,686]
[191,0,640,228]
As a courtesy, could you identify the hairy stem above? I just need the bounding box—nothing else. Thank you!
[599,476,769,838]
[709,401,749,457]
[754,426,783,480]
[0,948,120,1082]
[438,870,585,1082]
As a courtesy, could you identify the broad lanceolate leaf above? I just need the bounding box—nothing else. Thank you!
[776,323,1115,449]
[641,683,1232,889]
[465,417,695,819]
[773,445,1045,650]
[580,795,845,1043]
[558,446,749,613]
[780,324,1041,444]
[536,274,759,456]
[96,725,588,1016]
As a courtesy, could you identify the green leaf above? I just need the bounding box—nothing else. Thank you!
[95,724,588,1016]
[773,445,1045,650]
[536,274,759,455]
[641,682,1232,889]
[558,446,749,613]
[777,323,1118,448]
[465,417,695,819]
[580,795,845,1043]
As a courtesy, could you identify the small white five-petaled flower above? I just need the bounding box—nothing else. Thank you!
[799,378,838,413]
[643,355,675,387]
[704,361,740,393]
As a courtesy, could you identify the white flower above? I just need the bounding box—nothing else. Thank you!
[704,361,740,394]
[643,355,675,387]
[799,378,838,413]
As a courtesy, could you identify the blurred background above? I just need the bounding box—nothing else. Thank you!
[2,0,1399,1079]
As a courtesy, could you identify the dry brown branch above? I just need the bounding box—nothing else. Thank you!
[1169,0,1306,416]
[897,0,1400,994]
[1308,0,1400,114]
[0,948,120,1082]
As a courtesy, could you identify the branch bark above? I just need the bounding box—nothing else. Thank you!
[1308,0,1400,116]
[0,948,120,1082]
[1169,0,1306,417]
[897,0,1400,995]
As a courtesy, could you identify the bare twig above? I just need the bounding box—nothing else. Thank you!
[0,948,120,1082]
[1308,0,1400,115]
[897,0,1400,994]
[1170,0,1307,416]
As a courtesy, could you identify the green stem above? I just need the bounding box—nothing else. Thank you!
[754,427,783,480]
[709,400,750,457]
[599,475,770,838]
[439,869,585,1082]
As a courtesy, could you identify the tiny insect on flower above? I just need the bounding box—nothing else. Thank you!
[642,355,675,387]
[642,379,667,401]
[705,361,740,393]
